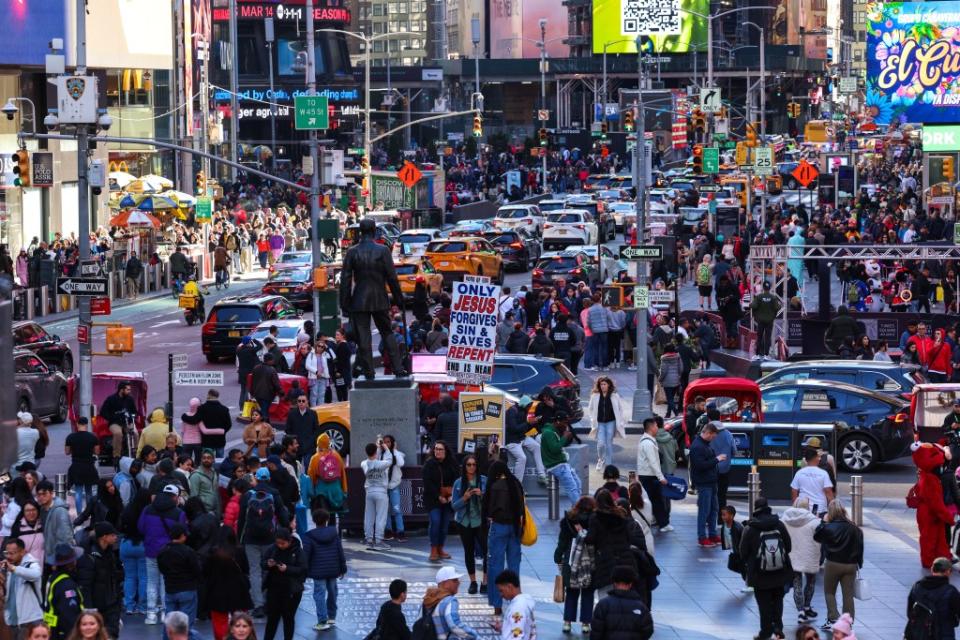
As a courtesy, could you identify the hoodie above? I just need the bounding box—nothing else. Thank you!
[41,497,75,565]
[137,493,188,558]
[781,506,821,574]
[422,587,478,640]
[113,457,139,506]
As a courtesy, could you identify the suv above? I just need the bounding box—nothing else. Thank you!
[532,250,600,289]
[542,210,598,250]
[13,321,73,376]
[341,222,401,251]
[489,354,583,423]
[15,350,68,422]
[201,295,301,362]
[759,360,920,398]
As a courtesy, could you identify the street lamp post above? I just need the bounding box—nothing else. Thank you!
[601,39,635,124]
[539,18,548,194]
[306,0,323,331]
[632,35,651,421]
[743,21,767,232]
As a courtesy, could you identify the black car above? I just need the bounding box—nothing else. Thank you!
[15,350,68,423]
[759,361,921,398]
[262,266,314,310]
[759,380,914,472]
[531,250,600,290]
[341,222,401,251]
[201,294,301,362]
[489,354,583,423]
[483,229,541,271]
[13,321,73,376]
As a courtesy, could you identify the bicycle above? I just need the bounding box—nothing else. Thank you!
[215,266,231,290]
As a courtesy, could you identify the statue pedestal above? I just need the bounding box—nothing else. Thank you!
[349,379,420,465]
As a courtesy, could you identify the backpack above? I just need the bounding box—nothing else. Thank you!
[317,452,343,482]
[696,263,712,286]
[756,529,787,572]
[904,585,942,640]
[243,490,277,540]
[411,604,440,640]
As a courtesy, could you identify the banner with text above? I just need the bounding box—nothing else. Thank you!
[446,281,501,384]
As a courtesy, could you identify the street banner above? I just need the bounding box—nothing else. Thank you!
[457,391,506,453]
[672,116,687,149]
[447,280,500,384]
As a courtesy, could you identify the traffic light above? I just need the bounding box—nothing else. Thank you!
[944,156,955,180]
[195,171,206,196]
[692,144,703,174]
[538,128,548,147]
[692,109,706,133]
[12,149,29,187]
[105,326,134,353]
[745,122,758,147]
[600,122,608,138]
[788,102,801,118]
[623,109,635,132]
[472,113,482,138]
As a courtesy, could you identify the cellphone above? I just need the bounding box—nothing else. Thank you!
[0,473,12,485]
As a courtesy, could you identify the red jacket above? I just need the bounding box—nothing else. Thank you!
[909,335,935,363]
[926,340,953,375]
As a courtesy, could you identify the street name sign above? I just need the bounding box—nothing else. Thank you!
[174,371,224,386]
[839,77,857,94]
[620,245,663,260]
[57,277,107,296]
[294,95,330,130]
[648,289,675,303]
[753,147,773,176]
[79,261,102,277]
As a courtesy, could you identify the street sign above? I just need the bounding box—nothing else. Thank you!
[172,354,189,370]
[839,76,857,94]
[714,117,729,136]
[293,95,330,130]
[753,146,774,176]
[174,371,224,386]
[79,260,102,277]
[699,87,722,114]
[447,280,500,384]
[702,147,720,174]
[619,245,663,260]
[90,297,111,316]
[648,289,675,303]
[791,159,819,188]
[634,286,649,309]
[195,196,213,222]
[77,325,89,345]
[735,142,748,167]
[57,277,107,296]
[396,161,423,189]
[537,109,549,121]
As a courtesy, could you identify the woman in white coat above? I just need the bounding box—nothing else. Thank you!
[782,497,823,624]
[587,376,626,470]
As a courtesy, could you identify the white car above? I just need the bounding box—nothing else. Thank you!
[247,319,310,368]
[542,210,598,250]
[537,198,568,213]
[608,202,637,230]
[493,204,543,236]
[396,228,444,257]
[576,245,627,284]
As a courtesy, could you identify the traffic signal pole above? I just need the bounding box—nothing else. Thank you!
[307,0,323,334]
[632,37,652,422]
[75,0,93,423]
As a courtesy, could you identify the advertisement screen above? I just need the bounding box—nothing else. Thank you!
[86,0,173,69]
[592,0,708,54]
[866,1,960,124]
[0,0,66,66]
[277,40,325,76]
[489,0,568,59]
[769,0,828,59]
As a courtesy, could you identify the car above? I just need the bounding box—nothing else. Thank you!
[537,198,568,213]
[679,206,710,235]
[697,185,740,209]
[424,237,505,285]
[247,319,312,368]
[448,219,497,237]
[759,379,914,472]
[594,189,628,203]
[493,204,544,236]
[13,321,74,377]
[759,361,922,398]
[608,202,637,232]
[341,222,401,251]
[394,257,444,299]
[532,250,600,290]
[584,174,612,191]
[542,210,598,250]
[268,250,312,276]
[575,245,627,284]
[396,228,444,257]
[262,265,314,309]
[488,354,583,423]
[483,229,541,271]
[563,195,616,241]
[201,294,301,362]
[15,350,68,423]
[669,179,700,206]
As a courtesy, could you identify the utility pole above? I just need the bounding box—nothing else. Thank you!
[363,35,371,211]
[265,17,277,157]
[75,0,93,422]
[307,0,322,331]
[199,36,210,186]
[229,0,240,181]
[632,35,652,422]
[539,19,548,194]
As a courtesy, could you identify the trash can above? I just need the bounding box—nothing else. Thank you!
[754,423,797,500]
[721,421,757,496]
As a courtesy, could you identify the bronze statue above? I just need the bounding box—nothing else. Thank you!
[339,218,407,379]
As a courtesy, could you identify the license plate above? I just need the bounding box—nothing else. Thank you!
[228,331,240,338]
[439,261,450,266]
[558,229,567,234]
[279,288,289,293]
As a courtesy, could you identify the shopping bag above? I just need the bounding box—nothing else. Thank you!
[552,574,564,603]
[662,474,689,500]
[854,572,872,601]
[521,504,538,546]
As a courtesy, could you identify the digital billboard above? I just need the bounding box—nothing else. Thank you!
[769,0,828,60]
[0,0,66,66]
[489,0,568,59]
[592,0,708,54]
[866,1,960,124]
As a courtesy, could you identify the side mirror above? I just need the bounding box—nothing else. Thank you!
[52,335,61,342]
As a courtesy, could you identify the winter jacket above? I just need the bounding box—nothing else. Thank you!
[137,494,188,558]
[157,541,202,594]
[76,540,123,610]
[223,495,240,533]
[504,405,528,446]
[587,304,611,333]
[302,525,347,579]
[496,319,514,351]
[636,434,665,482]
[422,456,458,511]
[540,424,569,470]
[41,498,75,565]
[781,506,822,575]
[927,341,954,376]
[709,427,737,474]
[204,547,253,613]
[3,553,43,626]
[250,363,282,401]
[182,400,233,450]
[262,538,308,595]
[688,435,720,486]
[528,333,555,357]
[658,352,683,388]
[589,588,654,640]
[189,466,221,516]
[506,329,530,354]
[814,518,864,567]
[375,600,411,640]
[584,510,636,589]
[238,485,289,545]
[656,428,678,475]
[739,507,793,589]
[907,575,960,640]
[285,408,322,460]
[554,512,590,587]
[587,391,626,437]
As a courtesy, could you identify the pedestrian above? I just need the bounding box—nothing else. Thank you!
[204,535,253,640]
[75,523,123,638]
[250,354,283,419]
[157,523,202,640]
[451,454,487,594]
[587,377,626,470]
[423,440,458,563]
[164,611,191,640]
[36,480,74,575]
[43,544,84,640]
[588,565,654,640]
[814,500,864,631]
[303,434,347,515]
[14,412,47,473]
[791,447,835,516]
[242,409,275,460]
[696,255,714,310]
[541,417,582,506]
[137,409,181,459]
[332,328,352,401]
[137,484,188,625]
[2,537,44,636]
[373,579,410,640]
[239,469,289,618]
[750,281,781,358]
[284,394,320,465]
[636,417,672,533]
[719,505,748,591]
[627,482,655,555]
[483,460,525,626]
[784,497,824,625]
[658,344,683,418]
[124,252,143,299]
[710,423,737,520]
[689,422,727,547]
[360,441,393,551]
[189,449,221,517]
[185,389,233,458]
[586,294,610,370]
[585,489,635,603]
[73,478,123,539]
[179,398,223,465]
[906,556,960,640]
[236,337,262,409]
[118,487,149,615]
[501,396,541,484]
[420,566,478,639]
[555,496,597,634]
[64,610,108,640]
[739,497,793,640]
[304,341,333,407]
[23,622,49,640]
[261,528,307,640]
[64,418,100,516]
[379,435,406,542]
[225,612,257,640]
[302,508,346,632]
[496,569,536,640]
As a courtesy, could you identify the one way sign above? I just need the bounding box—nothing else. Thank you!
[57,277,108,296]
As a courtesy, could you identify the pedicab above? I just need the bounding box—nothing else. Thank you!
[241,372,310,426]
[680,376,764,444]
[910,383,960,443]
[67,372,148,465]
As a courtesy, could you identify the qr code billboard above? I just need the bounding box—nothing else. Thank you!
[622,0,681,36]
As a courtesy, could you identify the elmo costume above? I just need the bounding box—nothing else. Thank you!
[913,442,955,568]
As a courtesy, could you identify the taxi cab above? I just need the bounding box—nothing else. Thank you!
[424,236,505,286]
[395,257,444,299]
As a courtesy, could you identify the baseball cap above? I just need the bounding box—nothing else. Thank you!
[255,467,271,480]
[805,436,823,449]
[435,566,464,583]
[162,484,181,496]
[517,395,533,408]
[953,399,960,408]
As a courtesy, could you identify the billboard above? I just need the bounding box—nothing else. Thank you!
[769,0,828,59]
[0,0,66,66]
[183,0,211,137]
[923,124,960,151]
[866,1,960,125]
[489,0,568,59]
[85,0,173,69]
[592,0,708,54]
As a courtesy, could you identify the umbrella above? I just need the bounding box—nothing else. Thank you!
[159,190,197,207]
[108,171,136,189]
[139,174,174,190]
[109,209,162,228]
[122,179,160,194]
[126,194,178,211]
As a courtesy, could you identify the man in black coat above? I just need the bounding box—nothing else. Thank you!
[236,336,263,408]
[250,355,283,419]
[339,217,406,379]
[739,498,793,640]
[433,395,459,452]
[589,566,654,640]
[76,523,123,638]
[284,391,321,463]
[181,389,232,457]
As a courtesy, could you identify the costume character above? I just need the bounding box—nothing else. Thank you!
[913,442,955,568]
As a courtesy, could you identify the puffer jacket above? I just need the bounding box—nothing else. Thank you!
[302,524,346,579]
[781,506,821,574]
[584,509,636,589]
[137,493,188,558]
[589,588,654,640]
[506,329,529,354]
[587,303,611,333]
[658,352,683,388]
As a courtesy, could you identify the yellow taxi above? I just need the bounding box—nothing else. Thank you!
[313,403,351,456]
[395,257,444,299]
[424,236,504,286]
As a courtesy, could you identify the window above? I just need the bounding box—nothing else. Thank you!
[490,366,515,384]
[859,371,900,392]
[761,388,798,413]
[800,389,839,411]
[14,324,47,345]
[821,370,857,385]
[767,371,810,383]
[15,355,46,375]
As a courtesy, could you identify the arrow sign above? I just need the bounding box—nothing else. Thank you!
[619,245,663,260]
[791,159,819,188]
[397,161,423,189]
[700,87,722,114]
[57,277,107,296]
[79,261,102,277]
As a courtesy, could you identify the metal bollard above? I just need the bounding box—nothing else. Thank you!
[39,285,48,316]
[548,475,560,520]
[25,288,34,320]
[850,475,863,526]
[54,473,68,502]
[747,467,761,516]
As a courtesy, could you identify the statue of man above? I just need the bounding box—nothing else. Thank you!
[338,217,407,379]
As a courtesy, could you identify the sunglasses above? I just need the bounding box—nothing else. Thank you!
[297,399,308,403]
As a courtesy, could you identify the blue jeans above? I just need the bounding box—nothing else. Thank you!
[120,538,147,612]
[387,486,404,534]
[487,522,521,609]
[145,556,165,616]
[696,483,719,540]
[547,463,582,507]
[592,332,609,368]
[429,505,452,546]
[312,577,338,622]
[163,590,200,640]
[583,335,595,369]
[595,420,616,462]
[72,483,96,515]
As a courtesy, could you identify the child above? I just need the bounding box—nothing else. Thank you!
[720,505,750,593]
[302,508,347,631]
[360,441,393,551]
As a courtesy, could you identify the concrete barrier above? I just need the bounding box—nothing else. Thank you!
[451,193,552,223]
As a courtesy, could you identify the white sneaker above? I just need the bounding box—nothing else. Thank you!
[373,542,392,551]
[740,586,754,593]
[145,614,158,625]
[314,622,333,631]
[595,459,604,471]
[658,524,674,533]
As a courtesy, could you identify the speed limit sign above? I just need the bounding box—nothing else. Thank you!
[753,146,773,176]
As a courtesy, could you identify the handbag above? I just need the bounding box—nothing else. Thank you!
[552,574,564,603]
[521,504,538,546]
[568,537,595,589]
[662,474,689,500]
[853,572,872,601]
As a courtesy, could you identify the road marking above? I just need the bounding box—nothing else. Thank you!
[150,320,182,328]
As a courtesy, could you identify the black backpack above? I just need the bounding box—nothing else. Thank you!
[242,490,277,540]
[411,604,439,640]
[905,585,942,640]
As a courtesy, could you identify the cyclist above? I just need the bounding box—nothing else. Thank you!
[99,381,139,467]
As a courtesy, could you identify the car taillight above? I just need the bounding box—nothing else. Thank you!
[544,223,553,229]
[574,224,585,230]
[892,412,909,423]
[376,238,385,245]
[549,379,574,391]
[532,268,543,277]
[201,323,215,336]
[523,218,532,224]
[510,242,524,249]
